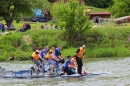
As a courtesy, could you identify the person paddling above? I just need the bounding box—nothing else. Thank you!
[54,45,64,64]
[40,46,48,59]
[46,51,60,74]
[69,55,77,73]
[31,48,44,72]
[61,55,77,75]
[76,45,86,74]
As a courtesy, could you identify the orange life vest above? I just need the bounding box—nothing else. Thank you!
[49,49,55,54]
[69,58,76,68]
[76,47,85,58]
[31,50,40,60]
[46,53,53,60]
[32,52,39,60]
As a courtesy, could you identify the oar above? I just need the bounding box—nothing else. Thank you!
[83,58,87,74]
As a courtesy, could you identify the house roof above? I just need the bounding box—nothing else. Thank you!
[87,12,111,15]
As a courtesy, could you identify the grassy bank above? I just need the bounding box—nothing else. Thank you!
[1,21,130,61]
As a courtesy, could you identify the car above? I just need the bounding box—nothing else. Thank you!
[31,15,48,22]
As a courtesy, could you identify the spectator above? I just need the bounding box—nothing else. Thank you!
[4,24,8,30]
[50,24,53,29]
[0,23,5,32]
[26,22,31,30]
[20,22,31,32]
[45,23,48,29]
[95,17,99,24]
[41,24,44,29]
[11,24,14,28]
[55,25,60,30]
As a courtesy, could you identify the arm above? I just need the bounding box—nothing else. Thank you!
[38,54,43,61]
[43,53,47,58]
[51,54,59,61]
[76,49,80,55]
[82,53,85,59]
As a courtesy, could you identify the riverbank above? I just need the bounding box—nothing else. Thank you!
[1,21,130,61]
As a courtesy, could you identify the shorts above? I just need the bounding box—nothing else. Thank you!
[47,59,56,65]
[33,59,40,66]
[58,59,64,64]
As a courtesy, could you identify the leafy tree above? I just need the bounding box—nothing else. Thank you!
[84,0,113,8]
[108,0,130,18]
[51,0,92,32]
[0,0,50,27]
[50,0,92,46]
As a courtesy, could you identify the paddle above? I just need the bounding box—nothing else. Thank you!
[83,57,87,74]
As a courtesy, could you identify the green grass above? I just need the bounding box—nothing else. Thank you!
[61,47,77,57]
[0,20,57,31]
[1,17,130,61]
[87,6,109,12]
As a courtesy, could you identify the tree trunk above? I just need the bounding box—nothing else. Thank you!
[5,19,13,28]
[3,5,17,28]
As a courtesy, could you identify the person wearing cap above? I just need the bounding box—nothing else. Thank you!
[76,45,86,74]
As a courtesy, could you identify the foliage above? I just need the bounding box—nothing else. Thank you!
[0,51,8,61]
[51,0,91,33]
[0,16,3,21]
[87,46,130,58]
[108,0,130,18]
[0,0,50,27]
[14,49,31,60]
[25,29,68,49]
[61,47,77,58]
[84,0,113,8]
[50,0,92,46]
[1,22,130,61]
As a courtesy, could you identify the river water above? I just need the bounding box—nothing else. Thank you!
[0,57,130,86]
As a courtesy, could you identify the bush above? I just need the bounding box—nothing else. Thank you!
[61,47,77,58]
[1,22,130,61]
[0,51,8,61]
[86,46,130,58]
[14,49,31,60]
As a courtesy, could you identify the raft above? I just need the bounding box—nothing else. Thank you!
[1,69,109,79]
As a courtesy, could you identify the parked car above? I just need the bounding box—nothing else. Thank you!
[31,15,49,22]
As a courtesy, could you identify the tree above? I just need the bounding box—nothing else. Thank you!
[84,0,113,8]
[0,0,50,27]
[51,0,91,32]
[108,0,130,18]
[50,0,92,46]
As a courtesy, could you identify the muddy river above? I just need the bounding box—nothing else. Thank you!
[0,57,130,86]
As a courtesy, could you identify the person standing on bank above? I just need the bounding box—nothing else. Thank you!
[76,45,86,74]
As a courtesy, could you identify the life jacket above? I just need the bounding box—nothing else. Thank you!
[77,47,85,58]
[46,53,53,60]
[49,49,55,54]
[69,58,76,68]
[23,23,27,28]
[31,50,40,60]
[32,52,39,60]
